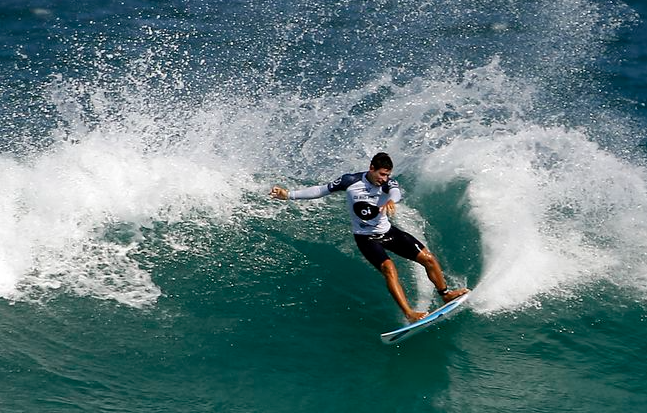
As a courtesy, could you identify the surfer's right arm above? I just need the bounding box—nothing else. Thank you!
[269,185,331,200]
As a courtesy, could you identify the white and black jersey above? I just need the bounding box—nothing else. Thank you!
[288,171,402,235]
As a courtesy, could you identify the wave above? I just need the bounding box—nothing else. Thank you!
[420,125,647,313]
[0,75,255,306]
[0,0,644,314]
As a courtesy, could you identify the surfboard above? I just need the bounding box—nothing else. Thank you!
[380,292,470,345]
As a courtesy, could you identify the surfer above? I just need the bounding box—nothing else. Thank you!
[270,152,469,322]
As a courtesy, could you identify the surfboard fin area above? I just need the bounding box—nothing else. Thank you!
[380,292,470,345]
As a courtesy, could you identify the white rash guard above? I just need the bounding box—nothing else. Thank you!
[288,171,402,235]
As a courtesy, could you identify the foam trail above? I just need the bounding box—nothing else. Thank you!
[421,126,647,313]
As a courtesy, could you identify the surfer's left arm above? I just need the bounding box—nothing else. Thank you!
[380,186,401,216]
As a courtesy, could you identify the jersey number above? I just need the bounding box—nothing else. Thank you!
[353,202,379,220]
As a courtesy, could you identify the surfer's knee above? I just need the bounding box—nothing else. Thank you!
[416,249,437,267]
[379,259,397,278]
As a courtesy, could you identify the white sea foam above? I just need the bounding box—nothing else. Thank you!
[420,125,647,313]
[0,79,255,307]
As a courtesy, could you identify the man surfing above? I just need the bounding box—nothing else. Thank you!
[270,152,469,323]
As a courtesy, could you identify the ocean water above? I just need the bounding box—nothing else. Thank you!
[1,0,647,411]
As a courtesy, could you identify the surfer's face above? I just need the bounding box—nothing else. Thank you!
[367,166,392,186]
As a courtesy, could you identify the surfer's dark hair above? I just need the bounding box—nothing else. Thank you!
[371,152,393,170]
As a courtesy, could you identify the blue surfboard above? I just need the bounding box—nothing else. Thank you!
[380,292,470,345]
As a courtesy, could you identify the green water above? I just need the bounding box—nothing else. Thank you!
[3,0,647,411]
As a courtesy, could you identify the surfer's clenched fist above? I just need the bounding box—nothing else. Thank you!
[269,186,289,200]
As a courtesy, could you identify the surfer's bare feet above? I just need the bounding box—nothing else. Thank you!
[406,311,429,323]
[441,288,470,303]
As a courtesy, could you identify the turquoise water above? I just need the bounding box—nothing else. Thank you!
[1,0,647,411]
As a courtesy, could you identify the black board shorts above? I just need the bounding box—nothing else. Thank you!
[353,225,426,269]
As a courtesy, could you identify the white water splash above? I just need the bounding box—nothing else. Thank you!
[0,79,255,307]
[420,126,647,313]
